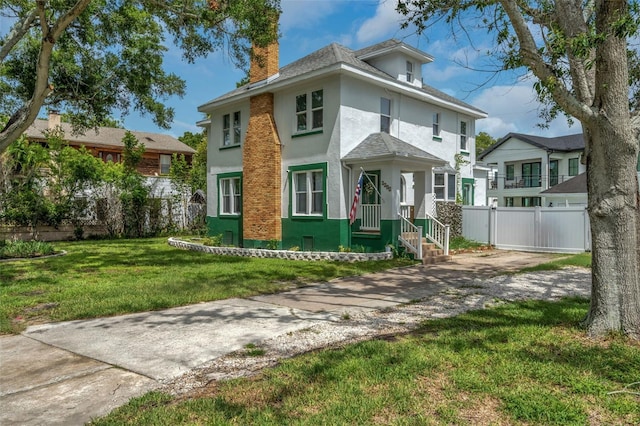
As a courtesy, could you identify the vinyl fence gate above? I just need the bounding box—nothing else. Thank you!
[462,206,591,253]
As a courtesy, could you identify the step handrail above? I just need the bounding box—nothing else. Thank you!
[398,214,422,259]
[425,212,450,256]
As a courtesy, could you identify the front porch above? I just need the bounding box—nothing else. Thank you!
[343,133,452,262]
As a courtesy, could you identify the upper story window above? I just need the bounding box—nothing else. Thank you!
[220,176,241,215]
[380,98,391,133]
[223,111,241,146]
[433,113,440,136]
[406,61,413,82]
[506,164,515,181]
[160,154,171,175]
[434,172,456,201]
[295,89,323,133]
[460,121,468,151]
[293,169,324,216]
[568,158,579,176]
[522,162,542,187]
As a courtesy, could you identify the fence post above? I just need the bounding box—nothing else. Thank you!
[417,225,423,259]
[534,206,542,249]
[490,206,497,246]
[444,224,450,256]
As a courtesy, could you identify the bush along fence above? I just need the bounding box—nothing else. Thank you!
[168,238,394,262]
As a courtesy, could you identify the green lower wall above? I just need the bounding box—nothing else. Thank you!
[207,216,242,246]
[281,218,349,251]
[208,215,403,253]
[351,219,400,252]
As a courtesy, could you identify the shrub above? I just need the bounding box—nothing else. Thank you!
[0,240,55,259]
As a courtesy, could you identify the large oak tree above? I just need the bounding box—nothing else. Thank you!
[398,0,640,338]
[0,0,279,153]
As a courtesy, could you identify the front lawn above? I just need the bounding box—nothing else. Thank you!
[92,298,639,425]
[0,238,415,334]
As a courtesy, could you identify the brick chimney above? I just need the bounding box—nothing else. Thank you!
[249,12,279,84]
[242,13,282,247]
[48,110,61,130]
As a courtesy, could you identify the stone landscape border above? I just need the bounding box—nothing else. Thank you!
[168,238,393,262]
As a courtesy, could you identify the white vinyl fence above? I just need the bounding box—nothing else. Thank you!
[463,206,591,253]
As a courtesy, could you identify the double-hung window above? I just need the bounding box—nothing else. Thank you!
[434,172,457,201]
[380,98,391,133]
[293,169,324,215]
[223,111,241,146]
[460,121,468,151]
[506,164,515,181]
[568,158,579,176]
[220,177,241,215]
[406,61,413,82]
[160,154,171,175]
[295,89,323,132]
[433,113,440,137]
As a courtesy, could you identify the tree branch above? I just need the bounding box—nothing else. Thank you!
[499,0,595,123]
[0,0,93,153]
[0,7,39,64]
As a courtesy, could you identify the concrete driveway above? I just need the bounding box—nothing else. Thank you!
[0,250,558,425]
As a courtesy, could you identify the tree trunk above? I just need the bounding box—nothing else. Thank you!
[583,0,640,339]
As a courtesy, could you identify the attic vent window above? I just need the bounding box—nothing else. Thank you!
[406,61,413,82]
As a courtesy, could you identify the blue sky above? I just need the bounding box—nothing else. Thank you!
[6,0,579,140]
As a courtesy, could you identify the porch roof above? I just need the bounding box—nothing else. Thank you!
[342,132,447,166]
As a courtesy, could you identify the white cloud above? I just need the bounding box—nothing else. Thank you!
[280,0,340,32]
[356,0,405,44]
[471,84,578,138]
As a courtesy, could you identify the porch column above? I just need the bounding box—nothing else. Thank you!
[414,170,434,220]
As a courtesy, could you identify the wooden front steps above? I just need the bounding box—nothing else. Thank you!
[421,241,452,265]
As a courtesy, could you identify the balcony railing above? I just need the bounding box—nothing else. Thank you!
[489,174,579,190]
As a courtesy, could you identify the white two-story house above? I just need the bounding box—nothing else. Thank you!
[198,38,487,252]
[479,133,586,207]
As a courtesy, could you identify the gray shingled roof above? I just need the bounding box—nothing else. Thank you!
[479,132,584,160]
[25,120,195,154]
[541,172,587,194]
[201,39,486,116]
[342,132,447,165]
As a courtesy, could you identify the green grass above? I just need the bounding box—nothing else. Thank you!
[0,238,415,334]
[91,298,640,425]
[517,252,592,273]
[449,236,486,251]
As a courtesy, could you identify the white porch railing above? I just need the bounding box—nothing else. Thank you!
[361,204,381,231]
[399,204,411,219]
[398,215,422,259]
[425,212,450,255]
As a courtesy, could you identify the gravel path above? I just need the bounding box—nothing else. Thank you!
[164,267,591,396]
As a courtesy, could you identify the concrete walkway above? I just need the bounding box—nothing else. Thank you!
[0,251,558,425]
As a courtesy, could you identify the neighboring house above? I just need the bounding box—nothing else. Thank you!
[479,133,586,207]
[25,112,196,177]
[540,172,588,207]
[198,38,487,252]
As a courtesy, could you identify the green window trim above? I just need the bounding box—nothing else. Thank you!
[288,162,328,220]
[217,172,242,217]
[292,129,323,138]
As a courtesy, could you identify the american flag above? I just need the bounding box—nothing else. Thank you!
[349,171,364,225]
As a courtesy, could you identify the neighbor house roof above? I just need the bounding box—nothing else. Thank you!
[541,172,587,195]
[25,119,195,155]
[342,132,447,165]
[479,133,584,160]
[199,39,487,118]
